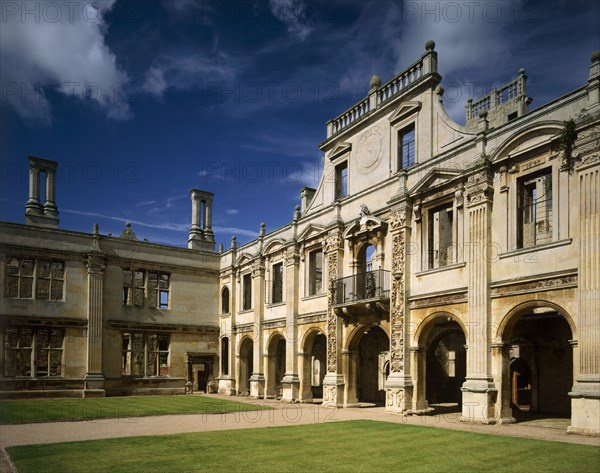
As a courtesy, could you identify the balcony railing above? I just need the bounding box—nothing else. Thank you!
[332,269,390,306]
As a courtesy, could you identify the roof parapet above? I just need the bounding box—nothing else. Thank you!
[325,40,438,140]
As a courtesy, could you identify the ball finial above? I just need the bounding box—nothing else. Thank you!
[425,40,435,51]
[592,50,600,62]
[369,74,381,89]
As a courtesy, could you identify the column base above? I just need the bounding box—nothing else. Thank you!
[322,373,344,407]
[385,373,414,414]
[218,377,236,396]
[250,373,265,399]
[83,374,105,398]
[569,376,600,436]
[281,374,300,402]
[460,378,497,424]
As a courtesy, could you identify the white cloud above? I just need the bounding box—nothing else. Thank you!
[141,53,239,99]
[269,0,313,41]
[136,200,157,207]
[62,207,259,238]
[226,209,239,215]
[393,0,523,121]
[1,0,132,124]
[163,0,203,14]
[142,66,168,97]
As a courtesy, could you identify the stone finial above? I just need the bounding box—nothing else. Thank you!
[425,39,435,51]
[259,222,266,237]
[93,223,99,235]
[119,222,138,240]
[294,205,301,221]
[369,74,381,90]
[231,235,237,249]
[478,109,488,119]
[592,50,600,63]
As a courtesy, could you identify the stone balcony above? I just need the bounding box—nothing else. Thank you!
[331,269,391,322]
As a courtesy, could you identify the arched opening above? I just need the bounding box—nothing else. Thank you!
[266,333,286,399]
[503,305,573,421]
[221,287,230,314]
[300,330,326,402]
[425,324,466,410]
[347,325,389,404]
[357,243,376,272]
[416,316,467,414]
[238,337,253,395]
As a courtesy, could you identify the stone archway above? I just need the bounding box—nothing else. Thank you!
[300,330,327,402]
[345,325,389,405]
[266,333,286,399]
[500,304,573,421]
[238,337,253,395]
[415,315,467,413]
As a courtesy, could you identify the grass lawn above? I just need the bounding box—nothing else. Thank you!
[0,395,267,424]
[6,420,600,473]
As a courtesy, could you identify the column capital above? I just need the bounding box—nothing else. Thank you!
[86,253,106,275]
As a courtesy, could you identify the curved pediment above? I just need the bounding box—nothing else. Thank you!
[263,238,286,255]
[490,121,563,162]
[342,206,387,240]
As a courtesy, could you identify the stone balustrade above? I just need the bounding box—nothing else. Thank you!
[466,69,527,121]
[325,41,437,139]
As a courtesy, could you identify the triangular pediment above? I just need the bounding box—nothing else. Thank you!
[389,101,421,125]
[409,168,463,196]
[235,253,253,266]
[328,142,352,161]
[297,224,326,242]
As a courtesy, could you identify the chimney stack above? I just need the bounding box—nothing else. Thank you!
[25,156,59,228]
[188,189,215,251]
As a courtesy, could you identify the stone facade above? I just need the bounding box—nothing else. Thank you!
[0,179,220,398]
[218,43,600,435]
[1,43,599,435]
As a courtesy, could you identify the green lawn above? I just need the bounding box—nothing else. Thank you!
[0,395,267,424]
[6,420,600,473]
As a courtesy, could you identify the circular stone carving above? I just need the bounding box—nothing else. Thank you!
[357,127,383,173]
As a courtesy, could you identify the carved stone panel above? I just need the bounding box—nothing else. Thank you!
[389,227,405,373]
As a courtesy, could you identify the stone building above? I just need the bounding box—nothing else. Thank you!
[1,42,599,435]
[217,43,600,436]
[0,160,220,397]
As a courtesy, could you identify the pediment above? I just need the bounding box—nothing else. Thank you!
[235,253,253,266]
[328,142,352,161]
[342,212,387,240]
[297,224,326,242]
[389,101,421,125]
[263,238,286,254]
[408,168,463,196]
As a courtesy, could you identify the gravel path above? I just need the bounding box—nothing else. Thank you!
[1,394,598,452]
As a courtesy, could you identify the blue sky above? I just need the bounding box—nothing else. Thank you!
[1,0,599,247]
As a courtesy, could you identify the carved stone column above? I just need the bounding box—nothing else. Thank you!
[569,150,600,435]
[385,204,414,413]
[281,244,300,401]
[250,258,265,398]
[84,231,106,397]
[461,166,497,423]
[322,230,344,407]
